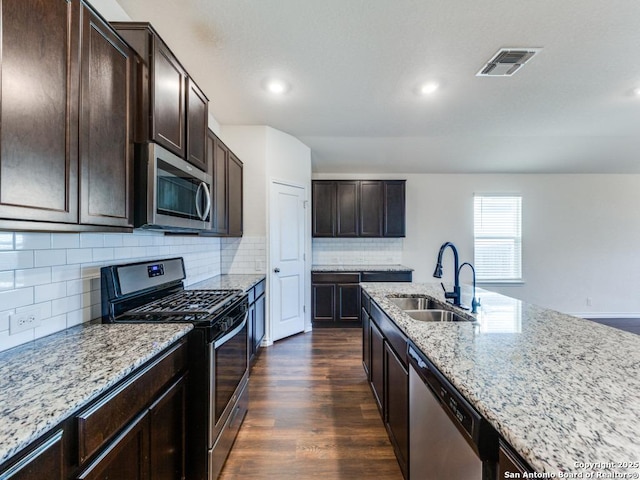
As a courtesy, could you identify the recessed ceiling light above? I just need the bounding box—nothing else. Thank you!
[633,87,640,97]
[419,82,439,95]
[264,78,290,95]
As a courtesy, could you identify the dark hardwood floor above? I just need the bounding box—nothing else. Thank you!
[218,329,403,480]
[586,318,640,335]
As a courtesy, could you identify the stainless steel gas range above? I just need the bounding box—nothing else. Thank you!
[101,257,249,480]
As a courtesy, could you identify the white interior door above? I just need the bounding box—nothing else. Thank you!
[270,181,306,341]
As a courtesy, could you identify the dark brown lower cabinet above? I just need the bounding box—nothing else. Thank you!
[498,439,533,477]
[149,376,187,480]
[249,279,267,367]
[385,343,409,479]
[0,430,64,480]
[363,298,409,479]
[76,411,149,480]
[312,272,361,327]
[361,306,371,376]
[369,319,385,413]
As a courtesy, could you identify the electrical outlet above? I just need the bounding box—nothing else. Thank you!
[9,308,41,335]
[586,297,592,307]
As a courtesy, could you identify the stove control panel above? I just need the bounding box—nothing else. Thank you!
[147,263,165,277]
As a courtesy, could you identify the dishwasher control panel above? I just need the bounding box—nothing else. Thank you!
[408,346,480,441]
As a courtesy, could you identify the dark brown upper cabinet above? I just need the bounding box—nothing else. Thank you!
[0,0,134,232]
[79,4,134,228]
[311,180,406,238]
[111,22,209,169]
[187,79,209,171]
[203,130,243,237]
[312,181,337,237]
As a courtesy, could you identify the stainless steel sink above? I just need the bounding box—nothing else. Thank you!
[388,296,441,310]
[405,309,474,323]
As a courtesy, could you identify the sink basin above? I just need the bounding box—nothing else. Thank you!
[405,309,474,323]
[388,296,441,310]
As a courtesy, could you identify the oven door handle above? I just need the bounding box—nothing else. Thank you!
[214,312,248,348]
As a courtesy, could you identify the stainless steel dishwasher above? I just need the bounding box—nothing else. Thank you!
[408,345,497,480]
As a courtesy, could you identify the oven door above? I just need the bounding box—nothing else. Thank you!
[147,143,212,231]
[209,312,249,446]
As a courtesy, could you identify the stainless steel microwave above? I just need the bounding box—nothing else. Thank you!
[134,143,212,231]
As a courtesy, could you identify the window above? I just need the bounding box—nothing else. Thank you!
[473,195,522,282]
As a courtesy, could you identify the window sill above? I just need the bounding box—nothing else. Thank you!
[477,280,525,286]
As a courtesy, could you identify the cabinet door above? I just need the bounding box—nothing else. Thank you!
[227,152,243,237]
[152,38,186,158]
[359,181,383,236]
[0,430,64,480]
[248,301,256,360]
[0,0,79,224]
[79,5,133,227]
[186,79,208,171]
[369,320,385,413]
[361,307,371,377]
[76,411,150,480]
[383,181,406,237]
[337,284,360,323]
[385,343,409,479]
[336,181,358,236]
[210,134,228,234]
[149,375,186,480]
[312,181,336,237]
[498,441,532,477]
[312,283,335,323]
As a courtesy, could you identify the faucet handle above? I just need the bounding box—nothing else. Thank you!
[440,282,447,294]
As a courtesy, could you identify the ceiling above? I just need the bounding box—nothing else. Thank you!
[113,0,640,173]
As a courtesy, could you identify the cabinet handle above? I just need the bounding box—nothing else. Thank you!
[274,268,280,273]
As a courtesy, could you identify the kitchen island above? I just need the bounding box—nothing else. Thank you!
[361,282,640,476]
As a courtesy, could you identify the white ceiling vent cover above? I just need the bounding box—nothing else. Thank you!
[476,48,542,77]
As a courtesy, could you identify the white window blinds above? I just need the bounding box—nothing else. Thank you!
[473,195,522,282]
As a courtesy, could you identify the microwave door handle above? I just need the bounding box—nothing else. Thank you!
[195,182,204,220]
[201,182,212,221]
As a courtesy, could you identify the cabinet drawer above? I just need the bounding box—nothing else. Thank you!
[76,339,187,464]
[312,272,360,283]
[248,279,266,303]
[370,301,407,366]
[360,271,412,282]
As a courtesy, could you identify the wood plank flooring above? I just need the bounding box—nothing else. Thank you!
[218,329,403,480]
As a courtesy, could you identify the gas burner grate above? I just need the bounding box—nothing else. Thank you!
[126,289,241,317]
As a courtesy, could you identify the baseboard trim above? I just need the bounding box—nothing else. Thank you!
[572,312,640,320]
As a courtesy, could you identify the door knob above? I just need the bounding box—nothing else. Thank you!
[274,267,280,273]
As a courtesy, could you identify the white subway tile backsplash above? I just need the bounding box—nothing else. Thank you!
[51,233,80,249]
[15,267,52,288]
[34,314,67,337]
[79,233,104,248]
[66,248,93,265]
[35,282,67,303]
[0,310,11,331]
[0,287,34,310]
[15,232,51,250]
[0,231,222,353]
[0,251,34,271]
[220,236,266,274]
[0,233,14,250]
[35,249,67,267]
[312,238,403,265]
[0,271,14,291]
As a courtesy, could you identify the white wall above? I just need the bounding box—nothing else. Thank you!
[314,173,640,317]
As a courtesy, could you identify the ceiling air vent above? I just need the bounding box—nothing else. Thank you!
[476,48,542,77]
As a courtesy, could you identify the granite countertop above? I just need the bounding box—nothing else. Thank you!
[312,264,413,272]
[187,273,265,293]
[361,282,640,476]
[0,323,193,465]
